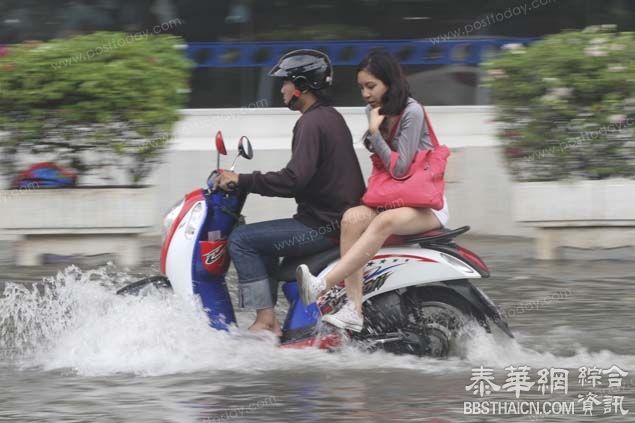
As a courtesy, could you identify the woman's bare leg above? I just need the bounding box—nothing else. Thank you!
[323,208,441,296]
[337,206,377,314]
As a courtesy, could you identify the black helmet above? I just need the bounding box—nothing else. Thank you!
[268,49,333,91]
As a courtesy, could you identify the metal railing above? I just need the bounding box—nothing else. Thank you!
[186,38,537,68]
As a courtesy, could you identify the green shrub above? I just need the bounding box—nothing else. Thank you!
[484,25,635,181]
[0,31,193,185]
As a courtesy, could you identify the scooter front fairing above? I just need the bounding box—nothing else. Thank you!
[162,188,243,329]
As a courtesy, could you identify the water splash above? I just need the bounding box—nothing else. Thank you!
[461,325,635,371]
[1,266,633,377]
[0,266,457,376]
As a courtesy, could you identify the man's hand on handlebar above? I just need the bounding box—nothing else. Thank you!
[216,169,239,191]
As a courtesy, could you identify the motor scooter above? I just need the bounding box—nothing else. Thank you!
[117,131,513,357]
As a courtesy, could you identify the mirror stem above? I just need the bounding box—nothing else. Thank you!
[229,155,240,172]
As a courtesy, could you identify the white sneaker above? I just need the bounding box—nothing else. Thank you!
[296,264,326,305]
[322,301,364,332]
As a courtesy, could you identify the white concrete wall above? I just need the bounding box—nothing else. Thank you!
[0,106,533,241]
[147,106,534,237]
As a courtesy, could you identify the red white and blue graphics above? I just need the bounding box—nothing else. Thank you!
[317,250,474,315]
[161,189,238,328]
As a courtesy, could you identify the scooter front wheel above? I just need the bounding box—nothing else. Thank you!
[116,275,172,296]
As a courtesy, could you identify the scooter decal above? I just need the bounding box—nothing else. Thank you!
[364,272,391,294]
[199,241,230,275]
[318,272,392,315]
[364,263,403,279]
[362,254,436,280]
[317,254,435,315]
[204,244,224,265]
[372,254,437,263]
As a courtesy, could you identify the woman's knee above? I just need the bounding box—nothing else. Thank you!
[367,211,398,236]
[342,206,374,230]
[370,208,441,237]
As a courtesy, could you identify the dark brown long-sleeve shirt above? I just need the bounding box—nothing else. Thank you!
[238,101,366,238]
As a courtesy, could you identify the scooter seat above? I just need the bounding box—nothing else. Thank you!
[276,247,341,282]
[384,225,470,247]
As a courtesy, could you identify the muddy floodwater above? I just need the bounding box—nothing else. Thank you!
[1,236,634,422]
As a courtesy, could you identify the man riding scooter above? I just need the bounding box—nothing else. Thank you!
[216,50,366,336]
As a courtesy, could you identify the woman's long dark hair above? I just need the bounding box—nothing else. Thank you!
[356,50,411,116]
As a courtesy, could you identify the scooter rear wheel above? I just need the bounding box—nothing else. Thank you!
[407,300,470,358]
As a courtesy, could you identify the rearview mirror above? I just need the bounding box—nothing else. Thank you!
[238,136,254,160]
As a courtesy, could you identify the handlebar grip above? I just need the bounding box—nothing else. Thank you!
[207,170,219,191]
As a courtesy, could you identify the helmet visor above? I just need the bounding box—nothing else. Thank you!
[268,65,288,78]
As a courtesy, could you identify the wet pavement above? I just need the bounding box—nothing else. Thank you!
[1,235,634,422]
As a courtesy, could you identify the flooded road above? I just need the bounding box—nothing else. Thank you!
[1,236,634,422]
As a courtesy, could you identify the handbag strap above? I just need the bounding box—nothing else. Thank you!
[385,111,403,149]
[384,106,440,149]
[423,109,440,149]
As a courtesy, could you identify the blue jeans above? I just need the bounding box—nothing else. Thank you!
[228,218,335,310]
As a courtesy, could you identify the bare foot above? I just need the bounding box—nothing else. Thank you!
[248,321,282,337]
[272,317,282,337]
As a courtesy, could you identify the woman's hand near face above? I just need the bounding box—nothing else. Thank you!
[369,107,385,134]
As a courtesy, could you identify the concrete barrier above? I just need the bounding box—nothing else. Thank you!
[513,179,635,259]
[1,187,155,266]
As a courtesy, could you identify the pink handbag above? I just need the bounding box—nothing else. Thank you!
[361,110,450,210]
